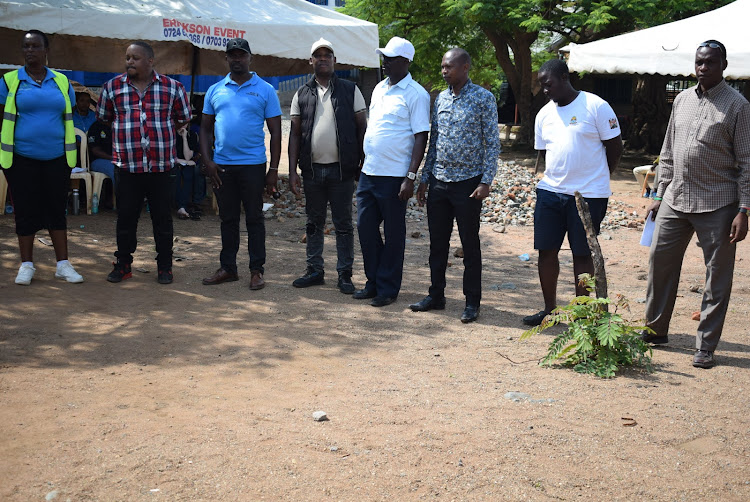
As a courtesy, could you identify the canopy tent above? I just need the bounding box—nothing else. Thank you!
[0,0,380,76]
[565,0,750,79]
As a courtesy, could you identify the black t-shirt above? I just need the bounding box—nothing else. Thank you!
[87,120,112,160]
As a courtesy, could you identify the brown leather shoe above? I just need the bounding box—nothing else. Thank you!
[202,268,239,285]
[249,270,265,290]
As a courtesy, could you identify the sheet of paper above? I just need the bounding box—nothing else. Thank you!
[640,211,656,247]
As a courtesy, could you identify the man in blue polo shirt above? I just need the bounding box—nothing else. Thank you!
[200,38,282,291]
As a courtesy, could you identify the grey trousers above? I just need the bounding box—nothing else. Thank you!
[645,202,737,351]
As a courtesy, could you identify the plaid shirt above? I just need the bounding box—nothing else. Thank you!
[658,80,750,212]
[97,71,190,173]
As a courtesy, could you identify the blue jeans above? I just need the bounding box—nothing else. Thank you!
[174,162,206,209]
[303,163,355,274]
[91,158,116,191]
[215,163,266,274]
[356,173,407,298]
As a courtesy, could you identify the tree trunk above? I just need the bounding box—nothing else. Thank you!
[482,27,538,146]
[626,74,670,154]
[574,192,608,306]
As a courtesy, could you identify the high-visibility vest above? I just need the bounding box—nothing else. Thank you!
[1,69,77,169]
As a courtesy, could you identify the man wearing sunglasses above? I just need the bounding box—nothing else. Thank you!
[642,40,750,369]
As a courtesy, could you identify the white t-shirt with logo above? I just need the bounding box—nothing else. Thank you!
[534,91,621,198]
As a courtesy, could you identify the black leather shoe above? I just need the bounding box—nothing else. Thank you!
[353,287,377,300]
[337,273,356,294]
[461,304,480,323]
[370,295,396,307]
[292,269,325,288]
[640,331,668,345]
[409,295,446,312]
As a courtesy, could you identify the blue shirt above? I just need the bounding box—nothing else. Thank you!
[423,80,501,185]
[0,67,76,161]
[73,109,97,132]
[203,73,281,165]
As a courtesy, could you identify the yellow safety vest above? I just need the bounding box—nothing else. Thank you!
[0,69,77,169]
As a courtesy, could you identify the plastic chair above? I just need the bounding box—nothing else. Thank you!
[0,170,7,215]
[70,127,93,214]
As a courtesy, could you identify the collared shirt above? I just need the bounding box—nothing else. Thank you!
[87,120,112,160]
[658,80,750,212]
[362,73,430,177]
[203,72,281,165]
[0,67,75,160]
[73,109,97,132]
[290,80,366,164]
[422,80,500,185]
[97,71,191,173]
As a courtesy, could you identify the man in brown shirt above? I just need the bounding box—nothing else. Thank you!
[643,40,750,369]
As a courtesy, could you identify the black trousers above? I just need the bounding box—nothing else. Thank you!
[114,170,173,270]
[426,174,483,306]
[215,163,266,274]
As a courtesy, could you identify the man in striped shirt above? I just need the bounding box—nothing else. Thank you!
[643,40,750,369]
[97,41,191,285]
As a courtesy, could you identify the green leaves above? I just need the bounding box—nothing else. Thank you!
[522,276,652,378]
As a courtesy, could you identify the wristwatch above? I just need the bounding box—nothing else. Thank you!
[739,207,748,214]
[405,171,417,181]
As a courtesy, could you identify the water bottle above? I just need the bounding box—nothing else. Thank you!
[72,188,80,215]
[92,193,99,214]
[4,204,12,214]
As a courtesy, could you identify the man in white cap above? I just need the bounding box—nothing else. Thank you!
[288,38,368,294]
[354,36,430,307]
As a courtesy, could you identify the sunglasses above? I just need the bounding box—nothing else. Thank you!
[698,42,726,57]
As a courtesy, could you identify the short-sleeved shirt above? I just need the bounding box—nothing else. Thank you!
[535,91,620,198]
[0,67,76,161]
[290,81,366,164]
[87,120,112,160]
[203,72,282,165]
[97,71,191,173]
[362,73,431,177]
[73,109,97,132]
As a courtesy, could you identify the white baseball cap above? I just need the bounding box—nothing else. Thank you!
[310,38,334,56]
[376,36,415,61]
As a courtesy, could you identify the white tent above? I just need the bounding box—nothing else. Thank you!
[566,0,750,79]
[0,0,379,76]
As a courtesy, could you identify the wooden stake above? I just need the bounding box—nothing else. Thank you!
[574,191,608,302]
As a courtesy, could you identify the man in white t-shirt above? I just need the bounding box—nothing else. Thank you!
[523,59,623,326]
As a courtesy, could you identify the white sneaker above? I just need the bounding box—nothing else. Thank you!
[55,262,84,283]
[15,264,36,285]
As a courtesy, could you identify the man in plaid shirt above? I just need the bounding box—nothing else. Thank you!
[643,40,750,369]
[97,41,191,285]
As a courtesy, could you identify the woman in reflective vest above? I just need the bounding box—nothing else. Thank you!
[0,29,84,285]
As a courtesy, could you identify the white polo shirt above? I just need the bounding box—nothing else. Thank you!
[362,73,430,177]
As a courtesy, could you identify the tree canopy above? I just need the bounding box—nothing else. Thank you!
[343,0,733,145]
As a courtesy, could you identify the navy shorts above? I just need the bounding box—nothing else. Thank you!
[533,188,608,256]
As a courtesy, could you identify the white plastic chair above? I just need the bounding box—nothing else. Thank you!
[70,127,93,214]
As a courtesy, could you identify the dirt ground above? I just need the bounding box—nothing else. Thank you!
[1,148,749,501]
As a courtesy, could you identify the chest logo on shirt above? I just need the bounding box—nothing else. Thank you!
[569,116,578,125]
[608,117,619,129]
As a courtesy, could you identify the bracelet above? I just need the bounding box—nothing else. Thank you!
[653,196,662,201]
[268,167,278,171]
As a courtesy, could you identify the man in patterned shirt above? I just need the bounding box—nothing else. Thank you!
[411,48,500,323]
[97,41,191,285]
[643,40,750,369]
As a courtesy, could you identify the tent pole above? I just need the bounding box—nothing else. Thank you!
[189,45,199,104]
